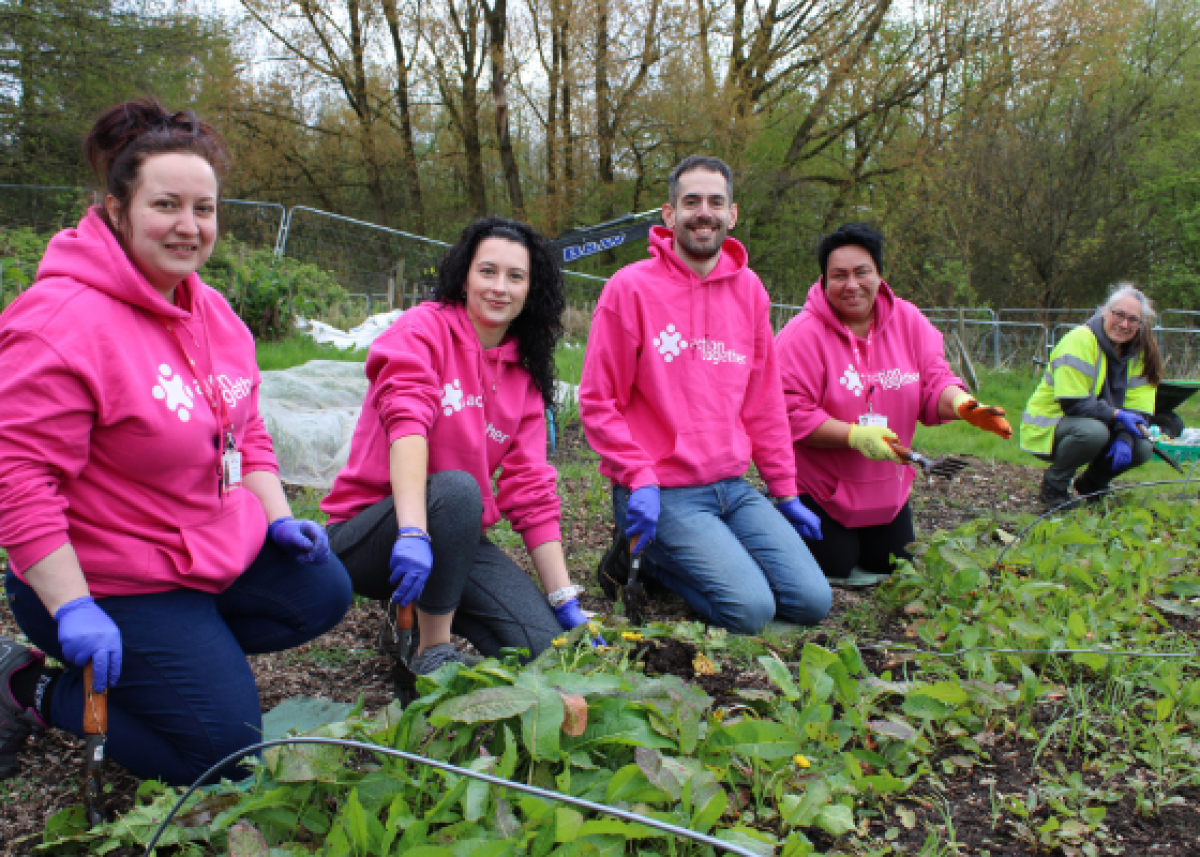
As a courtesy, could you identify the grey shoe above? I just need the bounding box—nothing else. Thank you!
[0,635,46,780]
[408,643,467,676]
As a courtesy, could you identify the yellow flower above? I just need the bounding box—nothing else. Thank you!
[621,632,644,642]
[793,754,811,769]
[587,622,601,634]
[712,709,727,723]
[552,636,568,648]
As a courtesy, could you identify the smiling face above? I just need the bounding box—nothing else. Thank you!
[663,167,738,273]
[106,152,219,299]
[824,244,882,330]
[464,237,531,348]
[1103,294,1144,345]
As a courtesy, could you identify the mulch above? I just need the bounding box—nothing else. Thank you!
[3,444,1198,854]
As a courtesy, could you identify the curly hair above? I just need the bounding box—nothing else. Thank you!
[433,217,566,411]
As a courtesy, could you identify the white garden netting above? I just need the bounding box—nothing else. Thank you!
[260,358,580,488]
[259,360,369,488]
[295,309,404,351]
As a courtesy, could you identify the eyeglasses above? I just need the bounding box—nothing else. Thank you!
[1109,308,1142,328]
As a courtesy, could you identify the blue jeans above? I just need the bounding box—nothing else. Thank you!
[614,478,831,634]
[6,540,352,786]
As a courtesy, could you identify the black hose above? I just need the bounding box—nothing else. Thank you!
[141,737,762,857]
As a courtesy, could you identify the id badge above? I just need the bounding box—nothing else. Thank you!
[221,446,243,494]
[858,413,888,429]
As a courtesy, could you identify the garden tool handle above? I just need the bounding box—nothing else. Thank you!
[885,439,915,464]
[630,533,641,555]
[83,663,107,735]
[395,601,415,632]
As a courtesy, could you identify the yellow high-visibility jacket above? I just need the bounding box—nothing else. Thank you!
[1020,325,1156,455]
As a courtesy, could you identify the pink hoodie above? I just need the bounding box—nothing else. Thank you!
[777,280,962,527]
[0,209,276,597]
[579,226,796,496]
[320,302,561,551]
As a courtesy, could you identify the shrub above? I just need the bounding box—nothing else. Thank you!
[200,238,348,339]
[0,228,51,310]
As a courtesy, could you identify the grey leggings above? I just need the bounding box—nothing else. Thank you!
[326,470,561,659]
[1038,416,1154,493]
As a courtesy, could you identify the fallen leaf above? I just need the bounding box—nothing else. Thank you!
[693,653,719,675]
[558,692,588,736]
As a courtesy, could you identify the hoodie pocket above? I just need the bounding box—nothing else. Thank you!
[174,494,267,591]
[827,473,905,528]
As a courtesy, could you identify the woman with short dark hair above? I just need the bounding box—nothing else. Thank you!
[777,222,1013,586]
[323,216,592,674]
[0,98,352,785]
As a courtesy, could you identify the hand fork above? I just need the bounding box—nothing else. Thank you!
[887,440,971,479]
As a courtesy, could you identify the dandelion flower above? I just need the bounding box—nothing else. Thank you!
[552,637,568,648]
[621,632,644,642]
[793,754,811,769]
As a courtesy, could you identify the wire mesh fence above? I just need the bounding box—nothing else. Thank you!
[220,200,285,249]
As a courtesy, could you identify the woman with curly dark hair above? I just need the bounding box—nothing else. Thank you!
[323,217,592,674]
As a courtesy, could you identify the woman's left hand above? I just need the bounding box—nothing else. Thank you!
[955,395,1013,439]
[268,517,331,564]
[554,597,605,646]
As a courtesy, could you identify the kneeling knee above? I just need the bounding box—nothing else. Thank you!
[722,598,777,636]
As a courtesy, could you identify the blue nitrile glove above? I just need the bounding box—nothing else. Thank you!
[1114,410,1147,438]
[624,486,661,553]
[390,528,433,606]
[268,516,331,564]
[777,498,823,541]
[553,598,606,647]
[55,596,123,693]
[1107,437,1133,472]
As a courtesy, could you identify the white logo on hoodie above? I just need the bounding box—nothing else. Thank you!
[653,324,688,362]
[839,364,864,397]
[153,363,196,421]
[442,380,484,416]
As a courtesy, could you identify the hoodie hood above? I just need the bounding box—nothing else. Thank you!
[647,225,748,284]
[36,207,197,320]
[441,301,522,365]
[802,277,897,339]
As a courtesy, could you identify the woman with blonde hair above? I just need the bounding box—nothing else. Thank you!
[1021,284,1163,506]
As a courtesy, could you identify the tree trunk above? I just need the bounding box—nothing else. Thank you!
[483,0,525,219]
[346,0,389,226]
[380,0,427,233]
[594,0,613,190]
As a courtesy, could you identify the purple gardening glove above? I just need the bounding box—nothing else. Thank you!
[390,528,433,606]
[553,598,606,647]
[268,517,331,564]
[1114,410,1147,438]
[55,596,122,693]
[1107,437,1133,472]
[777,498,823,541]
[624,486,661,554]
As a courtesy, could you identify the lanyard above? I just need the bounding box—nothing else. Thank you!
[848,321,876,413]
[158,311,234,446]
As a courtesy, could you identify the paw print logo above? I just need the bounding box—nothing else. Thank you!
[441,380,465,416]
[839,364,864,397]
[152,363,196,422]
[652,324,688,363]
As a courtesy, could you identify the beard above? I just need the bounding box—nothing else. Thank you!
[674,217,727,260]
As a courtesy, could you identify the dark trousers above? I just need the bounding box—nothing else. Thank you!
[327,470,561,659]
[6,541,352,786]
[798,495,915,580]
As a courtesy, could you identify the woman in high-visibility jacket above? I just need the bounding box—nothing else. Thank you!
[1022,285,1163,507]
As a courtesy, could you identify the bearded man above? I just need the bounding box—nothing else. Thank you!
[579,155,831,633]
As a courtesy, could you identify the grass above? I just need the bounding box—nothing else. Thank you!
[255,336,366,372]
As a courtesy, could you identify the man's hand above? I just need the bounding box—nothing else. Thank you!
[625,486,661,553]
[777,498,822,541]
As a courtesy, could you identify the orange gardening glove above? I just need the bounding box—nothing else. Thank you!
[953,392,1012,439]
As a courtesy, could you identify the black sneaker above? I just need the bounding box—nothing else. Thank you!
[1038,478,1073,510]
[596,526,631,601]
[1072,474,1107,504]
[0,636,46,780]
